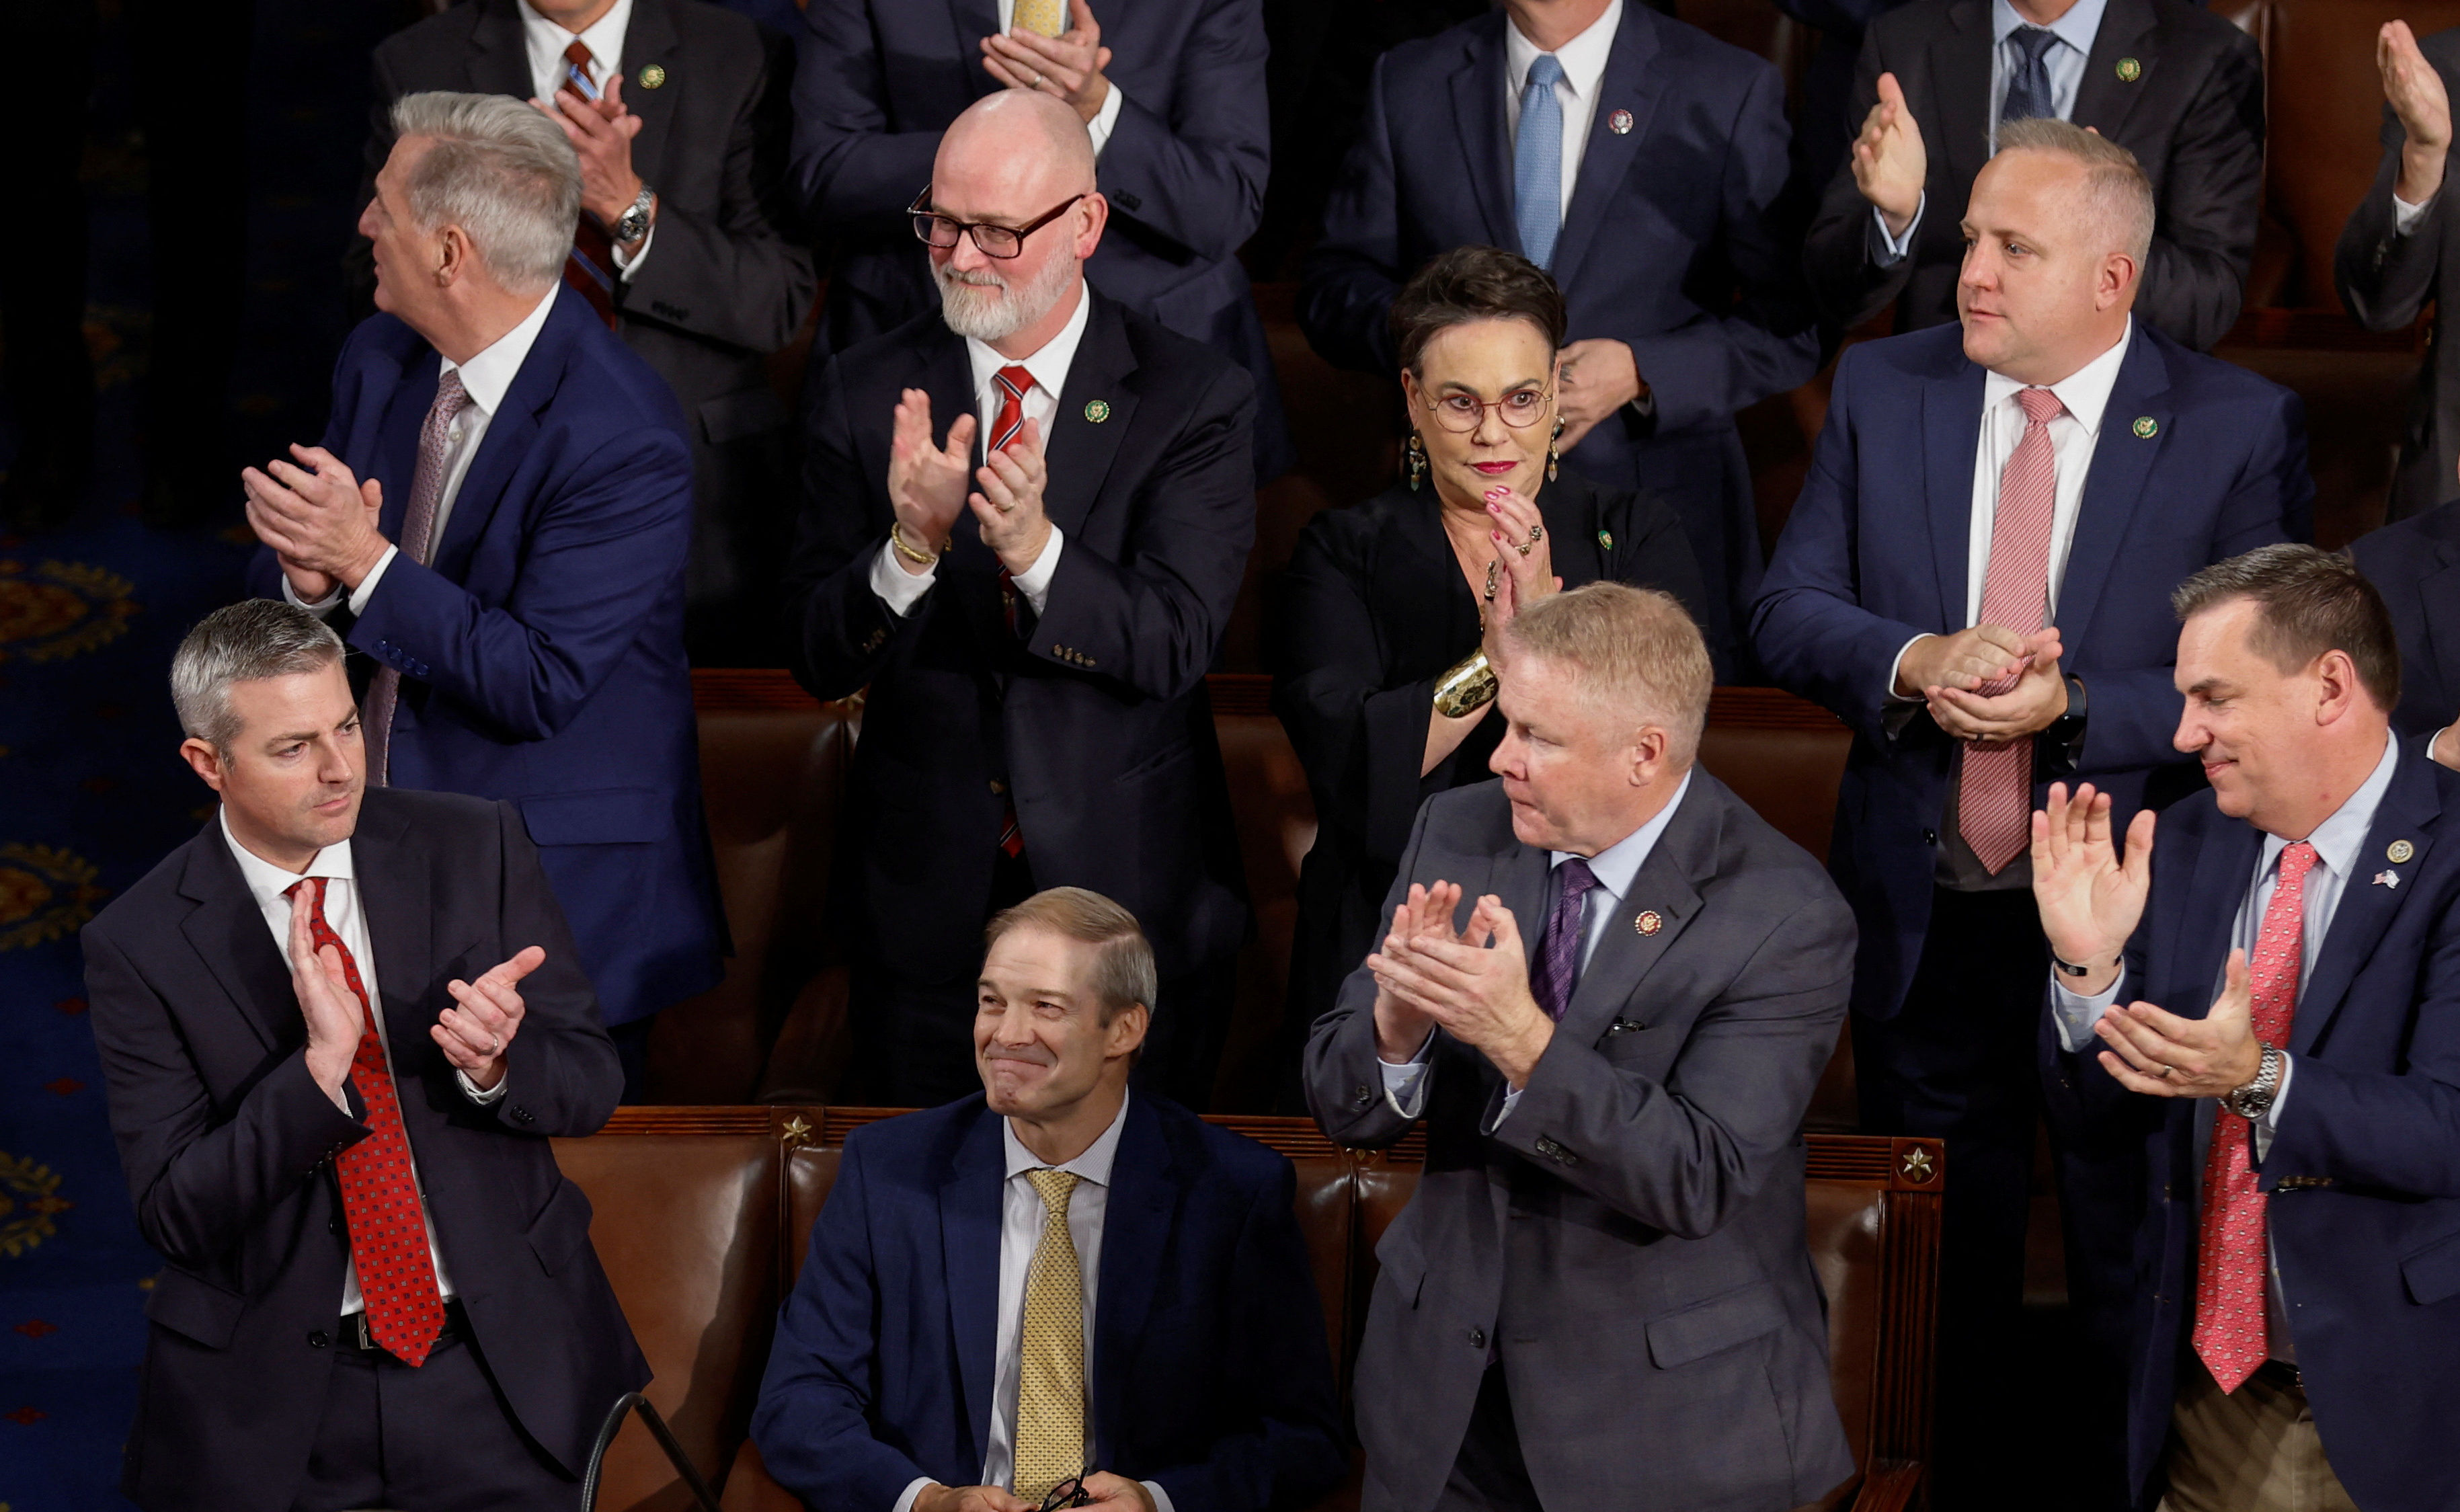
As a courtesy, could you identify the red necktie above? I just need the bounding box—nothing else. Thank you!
[989,364,1035,855]
[557,40,620,330]
[2192,840,2316,1392]
[1958,385,2063,874]
[290,877,447,1367]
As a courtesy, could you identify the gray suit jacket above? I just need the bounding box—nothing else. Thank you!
[1304,776,1857,1512]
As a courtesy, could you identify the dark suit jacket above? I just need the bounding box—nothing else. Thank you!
[1751,321,2308,1021]
[244,289,726,1025]
[2349,500,2460,744]
[2337,24,2460,520]
[2040,741,2460,1512]
[791,0,1287,474]
[1270,472,1710,1034]
[1304,777,1857,1512]
[1803,0,2264,351]
[366,0,814,470]
[751,1093,1347,1512]
[81,789,646,1512]
[1296,4,1817,659]
[785,290,1253,980]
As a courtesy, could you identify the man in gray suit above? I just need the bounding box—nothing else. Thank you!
[1305,582,1857,1512]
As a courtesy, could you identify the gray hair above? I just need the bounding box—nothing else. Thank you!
[1499,582,1714,768]
[170,600,346,749]
[390,91,580,292]
[1993,117,2155,268]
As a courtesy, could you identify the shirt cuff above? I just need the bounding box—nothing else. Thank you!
[284,573,348,616]
[2050,965,2125,1054]
[1379,1029,1435,1119]
[611,218,656,280]
[2251,1052,2293,1160]
[1144,1481,1175,1512]
[457,1069,509,1105]
[348,544,401,617]
[1487,1084,1524,1131]
[1869,193,1925,266]
[871,537,937,618]
[1086,83,1125,158]
[1885,633,1928,705]
[891,1477,935,1512]
[1009,524,1064,618]
[2395,191,2435,236]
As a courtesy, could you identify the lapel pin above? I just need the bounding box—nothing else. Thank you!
[2115,57,2142,83]
[2375,869,2402,889]
[2132,415,2159,438]
[1608,109,1634,135]
[1597,529,1614,550]
[637,63,666,89]
[1083,399,1111,424]
[2389,839,2416,863]
[1634,910,1663,936]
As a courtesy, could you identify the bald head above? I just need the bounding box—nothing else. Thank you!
[937,89,1098,204]
[923,89,1107,352]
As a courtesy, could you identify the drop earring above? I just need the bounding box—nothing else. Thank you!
[1406,432,1427,491]
[1546,418,1563,483]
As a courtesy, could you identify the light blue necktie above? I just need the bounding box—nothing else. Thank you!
[2000,26,2058,123]
[1515,54,1566,270]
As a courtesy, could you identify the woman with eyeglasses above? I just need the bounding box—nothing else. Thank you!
[1269,245,1710,1080]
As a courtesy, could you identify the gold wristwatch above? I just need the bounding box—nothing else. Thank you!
[1433,650,1499,717]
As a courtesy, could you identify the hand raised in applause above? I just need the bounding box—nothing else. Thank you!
[1477,484,1558,662]
[534,73,646,231]
[1924,627,2068,742]
[982,0,1114,124]
[432,947,545,1092]
[2029,781,2153,997]
[971,417,1054,575]
[243,445,388,602]
[1369,892,1554,1088]
[2380,21,2453,204]
[2092,949,2262,1098]
[887,389,979,570]
[1894,622,2031,699]
[288,885,368,1102]
[1853,72,1927,240]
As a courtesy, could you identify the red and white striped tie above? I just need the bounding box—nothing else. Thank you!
[1958,385,2063,874]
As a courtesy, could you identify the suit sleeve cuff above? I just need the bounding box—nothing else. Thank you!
[458,1069,510,1105]
[1086,83,1125,157]
[871,538,937,617]
[2050,965,2125,1053]
[2395,192,2435,236]
[891,1478,934,1512]
[348,545,401,616]
[1010,524,1064,616]
[1869,194,1924,265]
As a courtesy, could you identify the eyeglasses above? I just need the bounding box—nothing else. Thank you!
[1035,1476,1093,1511]
[910,186,1086,260]
[1419,387,1554,434]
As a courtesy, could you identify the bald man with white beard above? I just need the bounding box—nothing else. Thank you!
[783,90,1257,1111]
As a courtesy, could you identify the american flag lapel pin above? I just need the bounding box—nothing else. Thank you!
[2374,868,2402,889]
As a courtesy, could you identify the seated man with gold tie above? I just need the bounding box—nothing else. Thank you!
[752,888,1346,1512]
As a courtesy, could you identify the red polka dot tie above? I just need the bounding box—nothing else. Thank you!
[2192,840,2315,1393]
[290,877,446,1367]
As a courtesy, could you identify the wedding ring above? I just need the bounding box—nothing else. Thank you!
[1515,541,1532,557]
[1031,71,1044,88]
[489,1037,503,1058]
[996,499,1017,513]
[1528,524,1544,544]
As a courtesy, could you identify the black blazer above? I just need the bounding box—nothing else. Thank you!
[2337,24,2460,520]
[785,291,1256,979]
[1803,0,2263,350]
[2349,500,2460,746]
[1269,472,1712,1031]
[80,789,645,1512]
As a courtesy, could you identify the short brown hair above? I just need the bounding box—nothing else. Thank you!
[1499,582,1714,764]
[2171,545,2400,711]
[983,887,1158,1022]
[1388,245,1567,378]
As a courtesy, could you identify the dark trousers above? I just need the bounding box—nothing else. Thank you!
[1854,885,2128,1511]
[1432,1365,1542,1512]
[290,1314,573,1512]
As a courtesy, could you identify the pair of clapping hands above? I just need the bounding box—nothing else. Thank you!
[1896,623,2070,742]
[887,393,1053,578]
[1367,882,1555,1090]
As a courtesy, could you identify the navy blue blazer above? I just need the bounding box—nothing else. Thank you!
[245,288,725,1026]
[1297,3,1820,658]
[1751,321,2309,1020]
[2040,740,2460,1512]
[751,1094,1347,1512]
[2348,500,2460,747]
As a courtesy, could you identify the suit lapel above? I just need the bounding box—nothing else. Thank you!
[617,0,682,190]
[1550,6,1664,291]
[2055,329,2171,653]
[347,796,436,1063]
[1447,19,1517,250]
[175,826,299,1057]
[431,290,580,583]
[470,0,534,98]
[2416,552,2460,718]
[1041,296,1137,543]
[1922,352,1987,627]
[940,1109,1006,1466]
[1554,777,1716,1046]
[1929,0,1997,193]
[1090,1098,1174,1468]
[2162,812,2258,1021]
[2291,746,2442,1056]
[2071,0,2158,143]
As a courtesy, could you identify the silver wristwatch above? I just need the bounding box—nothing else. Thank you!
[2224,1042,2285,1121]
[612,184,656,245]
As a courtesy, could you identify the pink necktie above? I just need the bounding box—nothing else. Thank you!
[1957,385,2064,874]
[364,370,470,789]
[2193,841,2315,1393]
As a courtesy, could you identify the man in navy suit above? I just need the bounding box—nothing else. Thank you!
[1298,0,1819,666]
[2032,545,2460,1512]
[2350,495,2460,763]
[1752,121,2308,1504]
[793,0,1287,478]
[242,91,725,1090]
[752,887,1346,1512]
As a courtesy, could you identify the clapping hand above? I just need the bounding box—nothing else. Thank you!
[534,73,645,231]
[243,445,389,602]
[2380,21,2453,204]
[1368,891,1554,1088]
[970,417,1054,575]
[1924,627,2068,742]
[2092,949,2261,1098]
[1479,484,1558,655]
[288,885,368,1101]
[432,947,544,1092]
[1853,71,1928,239]
[982,0,1114,124]
[2029,781,2153,996]
[887,390,978,568]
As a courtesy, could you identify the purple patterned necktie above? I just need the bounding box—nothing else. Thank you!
[364,369,471,789]
[1532,857,1599,1021]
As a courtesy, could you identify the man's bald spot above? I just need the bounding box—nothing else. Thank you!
[938,90,1098,201]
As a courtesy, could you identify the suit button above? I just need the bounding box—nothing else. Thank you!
[308,1330,330,1349]
[1467,1328,1486,1349]
[990,779,1007,795]
[1351,1084,1372,1109]
[512,1107,534,1125]
[1921,828,1938,846]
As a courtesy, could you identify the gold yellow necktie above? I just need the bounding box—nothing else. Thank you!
[1015,1168,1086,1503]
[1012,0,1066,38]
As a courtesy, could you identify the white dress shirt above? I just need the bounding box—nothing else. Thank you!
[519,0,658,276]
[991,0,1127,156]
[890,1094,1172,1512]
[218,809,505,1316]
[1872,0,2112,263]
[1884,317,2134,697]
[1380,770,1696,1123]
[1501,0,1624,224]
[2050,729,2400,1363]
[870,281,1086,620]
[290,284,561,620]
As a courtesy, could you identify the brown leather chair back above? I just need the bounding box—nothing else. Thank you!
[1208,677,1322,1109]
[554,1109,783,1512]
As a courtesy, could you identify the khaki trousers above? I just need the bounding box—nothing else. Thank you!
[2157,1361,2356,1512]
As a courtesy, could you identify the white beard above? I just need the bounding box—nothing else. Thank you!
[935,251,1077,344]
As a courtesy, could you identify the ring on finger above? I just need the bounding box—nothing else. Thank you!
[1528,524,1544,544]
[996,500,1017,513]
[1514,541,1532,557]
[1031,71,1044,87]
